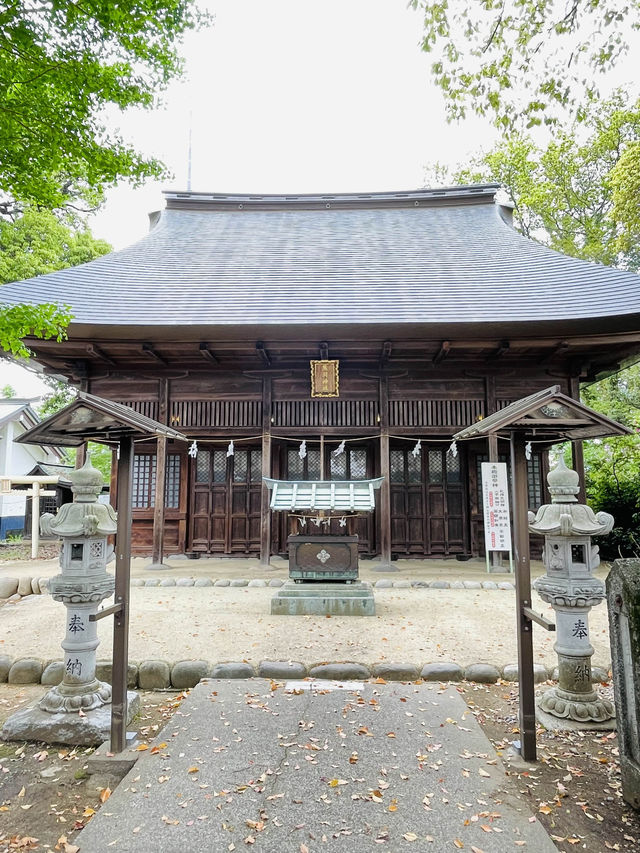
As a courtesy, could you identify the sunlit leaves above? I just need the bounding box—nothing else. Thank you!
[411,0,640,127]
[0,1,209,208]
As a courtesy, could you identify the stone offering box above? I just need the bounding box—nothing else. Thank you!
[288,534,359,583]
[607,558,640,810]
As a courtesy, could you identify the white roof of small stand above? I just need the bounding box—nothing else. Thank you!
[264,478,384,512]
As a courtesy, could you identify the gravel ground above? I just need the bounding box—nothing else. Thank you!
[0,581,611,671]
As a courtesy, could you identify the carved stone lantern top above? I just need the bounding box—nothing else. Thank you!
[547,456,580,503]
[529,457,613,538]
[41,455,117,539]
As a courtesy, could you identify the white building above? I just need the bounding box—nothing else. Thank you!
[0,398,66,538]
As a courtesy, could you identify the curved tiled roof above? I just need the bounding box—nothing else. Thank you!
[2,186,639,332]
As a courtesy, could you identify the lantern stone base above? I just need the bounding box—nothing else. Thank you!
[271,581,375,616]
[536,699,617,732]
[0,691,140,746]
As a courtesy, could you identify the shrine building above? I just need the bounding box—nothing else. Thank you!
[2,185,640,564]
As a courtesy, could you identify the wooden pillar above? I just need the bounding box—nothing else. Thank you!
[76,379,89,468]
[379,377,392,566]
[148,434,168,568]
[111,435,134,754]
[158,378,169,426]
[510,434,537,762]
[569,376,586,503]
[30,481,40,560]
[260,378,272,567]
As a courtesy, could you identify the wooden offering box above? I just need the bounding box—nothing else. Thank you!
[287,534,359,583]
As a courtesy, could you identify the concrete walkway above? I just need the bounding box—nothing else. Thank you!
[76,679,557,852]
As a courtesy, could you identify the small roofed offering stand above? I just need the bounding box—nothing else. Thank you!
[265,476,382,615]
[455,385,631,762]
[7,393,186,754]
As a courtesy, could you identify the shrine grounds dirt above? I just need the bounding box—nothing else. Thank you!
[0,682,639,853]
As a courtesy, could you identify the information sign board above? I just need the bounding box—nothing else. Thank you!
[481,461,512,552]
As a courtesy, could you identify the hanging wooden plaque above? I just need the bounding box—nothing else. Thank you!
[310,360,339,398]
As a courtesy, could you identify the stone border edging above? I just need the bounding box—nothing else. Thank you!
[0,576,516,600]
[0,654,610,690]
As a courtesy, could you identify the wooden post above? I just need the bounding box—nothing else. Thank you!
[510,433,537,762]
[569,376,586,504]
[148,434,168,568]
[379,377,392,567]
[111,435,133,754]
[76,443,87,468]
[260,378,272,567]
[31,481,40,560]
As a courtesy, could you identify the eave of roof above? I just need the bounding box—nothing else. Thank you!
[1,185,639,334]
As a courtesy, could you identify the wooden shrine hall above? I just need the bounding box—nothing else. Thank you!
[3,185,640,565]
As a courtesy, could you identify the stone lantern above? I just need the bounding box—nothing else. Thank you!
[38,455,117,713]
[530,457,615,724]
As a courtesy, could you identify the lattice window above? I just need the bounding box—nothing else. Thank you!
[196,450,210,483]
[330,452,347,480]
[213,450,227,483]
[527,456,542,509]
[390,450,404,483]
[407,451,421,484]
[427,451,443,484]
[132,455,155,508]
[90,541,103,559]
[233,450,248,483]
[165,455,181,508]
[133,453,182,508]
[250,450,262,483]
[288,449,304,480]
[350,449,367,480]
[307,450,321,480]
[446,453,461,483]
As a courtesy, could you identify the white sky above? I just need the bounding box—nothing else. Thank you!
[88,0,500,249]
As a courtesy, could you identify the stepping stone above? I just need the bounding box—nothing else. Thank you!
[210,662,255,679]
[309,662,370,680]
[371,662,420,681]
[375,579,393,588]
[138,660,172,690]
[429,580,450,589]
[257,661,307,679]
[8,658,43,684]
[194,578,213,587]
[171,660,210,688]
[0,578,18,599]
[421,661,464,682]
[214,579,231,587]
[465,663,501,683]
[248,579,267,587]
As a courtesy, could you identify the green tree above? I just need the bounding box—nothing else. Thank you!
[427,93,640,270]
[0,0,207,358]
[412,0,640,127]
[0,209,110,357]
[426,93,640,556]
[0,209,111,283]
[0,0,207,211]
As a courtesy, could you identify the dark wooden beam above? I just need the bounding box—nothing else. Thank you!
[256,341,271,367]
[199,343,219,364]
[86,344,116,366]
[319,341,329,361]
[380,340,392,366]
[542,340,569,364]
[432,341,450,365]
[141,343,167,365]
[490,340,510,360]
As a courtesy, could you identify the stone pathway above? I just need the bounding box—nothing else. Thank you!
[75,679,558,852]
